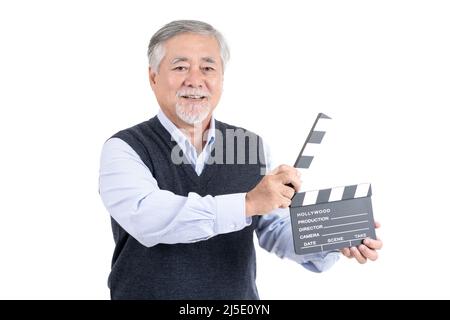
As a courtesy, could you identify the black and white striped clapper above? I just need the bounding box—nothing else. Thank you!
[289,113,376,255]
[290,183,376,255]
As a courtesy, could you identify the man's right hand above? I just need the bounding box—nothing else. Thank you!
[245,165,301,217]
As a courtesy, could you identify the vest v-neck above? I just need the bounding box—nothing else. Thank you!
[153,117,218,187]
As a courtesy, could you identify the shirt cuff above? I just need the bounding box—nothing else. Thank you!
[298,250,341,273]
[215,193,251,234]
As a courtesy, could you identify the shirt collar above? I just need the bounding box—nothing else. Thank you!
[157,110,216,147]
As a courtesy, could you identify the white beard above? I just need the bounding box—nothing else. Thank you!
[175,102,210,125]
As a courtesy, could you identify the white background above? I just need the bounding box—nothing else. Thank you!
[1,0,449,299]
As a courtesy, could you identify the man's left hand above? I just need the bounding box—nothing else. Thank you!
[340,221,383,264]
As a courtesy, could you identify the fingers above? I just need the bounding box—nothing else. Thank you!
[270,164,290,175]
[363,238,383,250]
[278,184,294,208]
[281,185,296,199]
[375,221,381,229]
[272,165,302,191]
[288,176,302,193]
[341,247,353,258]
[342,236,382,264]
[358,245,378,261]
[350,247,367,264]
[277,169,301,192]
[279,198,292,208]
[246,165,303,215]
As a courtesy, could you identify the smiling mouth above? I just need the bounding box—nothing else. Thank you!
[180,95,207,100]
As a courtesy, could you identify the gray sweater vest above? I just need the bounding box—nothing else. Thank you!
[108,116,265,299]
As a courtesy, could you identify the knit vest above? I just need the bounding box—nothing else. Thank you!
[108,116,265,299]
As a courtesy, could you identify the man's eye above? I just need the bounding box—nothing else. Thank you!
[203,67,215,72]
[173,66,187,71]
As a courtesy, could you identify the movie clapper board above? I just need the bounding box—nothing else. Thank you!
[289,113,377,255]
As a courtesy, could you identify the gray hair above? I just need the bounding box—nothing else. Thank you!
[147,20,230,73]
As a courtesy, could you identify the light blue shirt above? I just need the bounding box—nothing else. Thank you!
[98,110,339,273]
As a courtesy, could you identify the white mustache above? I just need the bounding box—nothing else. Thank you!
[176,88,211,98]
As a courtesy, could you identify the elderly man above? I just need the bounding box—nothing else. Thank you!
[99,20,382,300]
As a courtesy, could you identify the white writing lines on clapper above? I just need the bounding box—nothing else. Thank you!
[330,213,368,220]
[322,228,369,237]
[300,239,364,250]
[323,220,368,229]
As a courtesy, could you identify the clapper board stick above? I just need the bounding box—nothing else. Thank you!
[286,113,331,191]
[293,112,331,169]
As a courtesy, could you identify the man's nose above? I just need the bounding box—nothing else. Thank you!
[184,68,204,88]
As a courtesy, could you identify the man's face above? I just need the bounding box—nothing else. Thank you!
[149,33,224,126]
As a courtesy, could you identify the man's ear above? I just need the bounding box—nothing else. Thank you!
[148,67,157,89]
